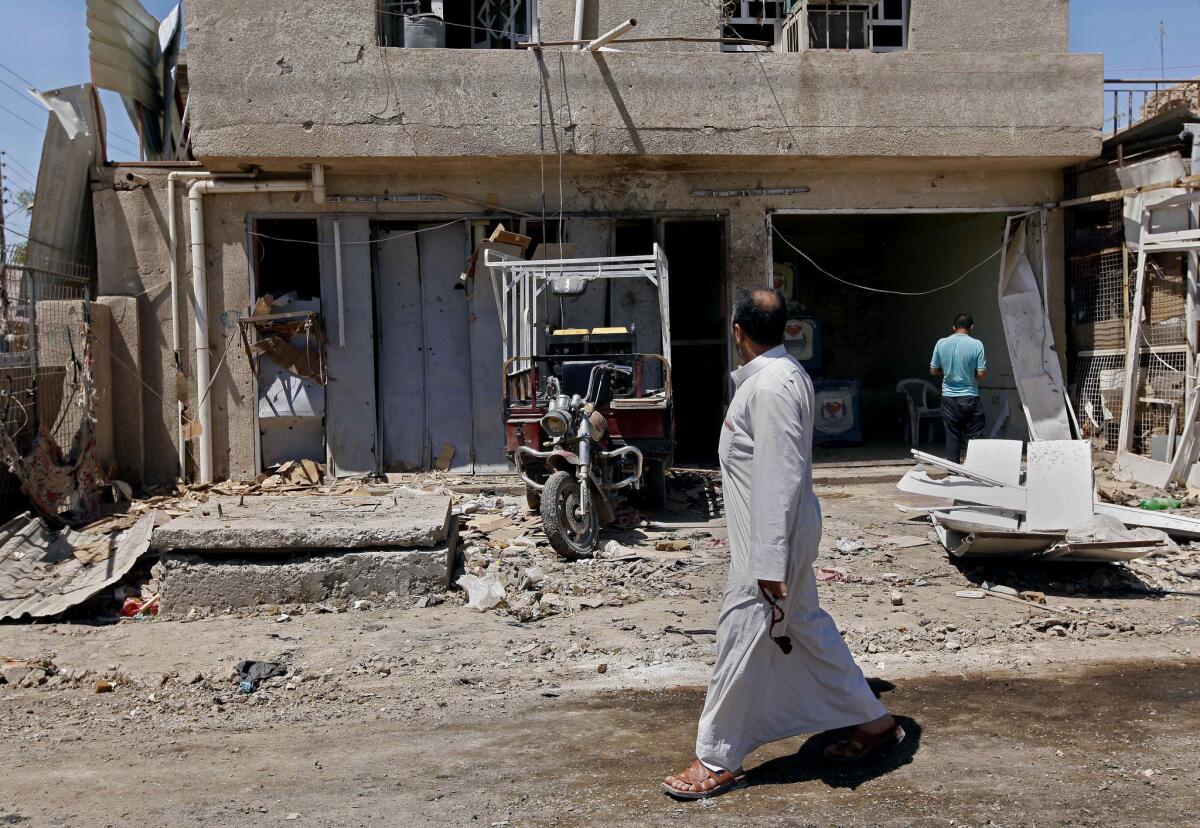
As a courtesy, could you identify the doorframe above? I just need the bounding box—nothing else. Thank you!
[245,210,499,475]
[371,217,476,473]
[763,205,1043,446]
[764,205,1043,288]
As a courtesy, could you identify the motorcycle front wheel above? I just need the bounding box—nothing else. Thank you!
[541,470,599,560]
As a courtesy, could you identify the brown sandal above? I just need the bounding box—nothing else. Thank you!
[823,723,906,763]
[661,758,748,800]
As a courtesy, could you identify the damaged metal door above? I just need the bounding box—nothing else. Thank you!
[375,221,474,473]
[320,217,378,477]
[375,230,425,471]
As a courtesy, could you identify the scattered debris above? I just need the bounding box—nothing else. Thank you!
[898,440,1200,560]
[0,512,155,620]
[458,570,506,611]
[236,660,288,693]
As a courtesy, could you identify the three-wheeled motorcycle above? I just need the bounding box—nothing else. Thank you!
[484,246,674,559]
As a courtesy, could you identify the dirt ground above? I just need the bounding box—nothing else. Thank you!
[1,477,1197,826]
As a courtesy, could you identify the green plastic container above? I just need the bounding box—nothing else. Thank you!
[1139,497,1182,511]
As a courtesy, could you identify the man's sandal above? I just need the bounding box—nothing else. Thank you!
[822,723,906,763]
[661,758,748,800]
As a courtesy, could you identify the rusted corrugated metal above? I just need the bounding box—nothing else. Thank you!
[0,512,153,620]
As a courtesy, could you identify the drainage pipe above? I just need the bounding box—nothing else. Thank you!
[186,178,312,483]
[572,0,586,50]
[585,18,636,52]
[167,170,256,481]
[311,163,326,204]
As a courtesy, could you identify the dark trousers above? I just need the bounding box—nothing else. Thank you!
[942,395,985,463]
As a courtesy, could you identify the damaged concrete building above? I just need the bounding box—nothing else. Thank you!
[90,0,1102,486]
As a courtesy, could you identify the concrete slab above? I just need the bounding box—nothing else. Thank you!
[153,544,453,616]
[152,494,452,551]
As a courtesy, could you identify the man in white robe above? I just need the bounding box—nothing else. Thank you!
[663,289,902,800]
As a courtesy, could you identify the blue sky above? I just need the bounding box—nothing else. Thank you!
[2,0,1200,242]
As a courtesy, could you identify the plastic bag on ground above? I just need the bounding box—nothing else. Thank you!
[457,571,506,611]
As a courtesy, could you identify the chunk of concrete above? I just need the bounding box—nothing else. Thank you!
[154,544,454,616]
[152,494,452,551]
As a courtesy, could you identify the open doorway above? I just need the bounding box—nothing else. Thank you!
[663,219,728,464]
[250,218,325,472]
[770,212,1019,460]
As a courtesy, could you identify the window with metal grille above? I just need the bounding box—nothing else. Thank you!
[378,0,535,49]
[721,1,787,53]
[780,0,908,53]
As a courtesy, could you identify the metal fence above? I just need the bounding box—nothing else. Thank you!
[1104,79,1200,136]
[0,245,93,515]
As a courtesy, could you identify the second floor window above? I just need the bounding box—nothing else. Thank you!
[782,0,909,52]
[379,0,534,49]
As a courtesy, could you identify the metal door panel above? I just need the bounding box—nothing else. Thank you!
[376,231,426,471]
[419,223,474,472]
[320,217,378,476]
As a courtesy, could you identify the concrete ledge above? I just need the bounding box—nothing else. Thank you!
[152,494,453,551]
[154,545,454,616]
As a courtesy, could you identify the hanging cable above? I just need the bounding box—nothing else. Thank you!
[247,217,469,247]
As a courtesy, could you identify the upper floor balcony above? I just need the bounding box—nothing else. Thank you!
[183,0,1102,165]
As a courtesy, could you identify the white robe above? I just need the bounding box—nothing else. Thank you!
[695,345,886,772]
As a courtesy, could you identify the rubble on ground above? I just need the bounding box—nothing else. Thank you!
[452,492,719,623]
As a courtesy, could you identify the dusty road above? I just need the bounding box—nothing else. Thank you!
[1,655,1197,827]
[2,477,1198,826]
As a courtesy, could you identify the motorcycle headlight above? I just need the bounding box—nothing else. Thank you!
[540,409,571,437]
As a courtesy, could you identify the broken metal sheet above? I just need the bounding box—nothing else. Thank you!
[944,530,1057,559]
[27,84,104,267]
[963,439,1023,487]
[1113,450,1174,489]
[932,508,1023,533]
[998,221,1074,441]
[1041,542,1159,563]
[86,0,183,159]
[0,511,154,620]
[151,494,453,552]
[897,469,1026,512]
[1094,501,1200,540]
[931,520,1156,563]
[1025,441,1094,532]
[1117,154,1191,249]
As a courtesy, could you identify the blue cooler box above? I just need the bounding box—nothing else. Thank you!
[812,379,863,447]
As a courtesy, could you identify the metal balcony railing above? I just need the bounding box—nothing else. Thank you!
[1105,78,1200,136]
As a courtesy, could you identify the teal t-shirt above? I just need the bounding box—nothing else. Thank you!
[931,333,986,398]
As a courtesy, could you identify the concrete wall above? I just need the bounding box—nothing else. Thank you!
[910,0,1069,53]
[93,157,1065,483]
[182,0,1100,165]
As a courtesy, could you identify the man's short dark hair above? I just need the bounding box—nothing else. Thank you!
[954,313,974,330]
[733,288,787,347]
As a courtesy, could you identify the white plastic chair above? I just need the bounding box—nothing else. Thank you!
[897,379,942,447]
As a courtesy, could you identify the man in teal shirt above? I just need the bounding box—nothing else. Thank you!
[930,313,987,462]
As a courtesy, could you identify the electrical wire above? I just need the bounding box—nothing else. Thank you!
[0,153,35,181]
[555,50,569,246]
[247,217,469,247]
[0,61,36,90]
[0,101,44,133]
[772,216,1007,296]
[0,76,42,112]
[0,222,75,253]
[1,165,37,190]
[106,132,144,155]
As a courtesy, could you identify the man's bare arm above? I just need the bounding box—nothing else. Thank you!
[930,366,943,377]
[976,370,986,379]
